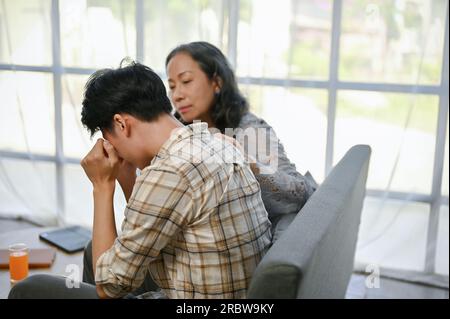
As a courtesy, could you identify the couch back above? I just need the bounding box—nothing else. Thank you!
[247,145,371,299]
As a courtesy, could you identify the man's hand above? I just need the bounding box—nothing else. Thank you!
[81,139,121,191]
[81,139,121,298]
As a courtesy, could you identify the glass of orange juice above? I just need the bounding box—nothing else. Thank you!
[9,243,29,284]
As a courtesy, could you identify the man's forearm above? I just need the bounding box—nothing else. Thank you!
[92,185,117,297]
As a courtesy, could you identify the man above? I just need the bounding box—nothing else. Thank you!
[9,61,272,299]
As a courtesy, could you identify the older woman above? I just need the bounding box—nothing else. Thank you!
[165,41,317,222]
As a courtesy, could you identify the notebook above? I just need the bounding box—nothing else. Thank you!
[0,248,56,269]
[39,226,91,253]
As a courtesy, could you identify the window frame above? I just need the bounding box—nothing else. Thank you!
[0,0,448,277]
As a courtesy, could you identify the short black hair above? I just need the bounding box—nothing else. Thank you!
[166,42,248,133]
[81,60,172,137]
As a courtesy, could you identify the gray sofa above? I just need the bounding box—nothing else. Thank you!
[247,145,371,299]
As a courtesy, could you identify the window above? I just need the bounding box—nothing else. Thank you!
[335,91,438,194]
[0,0,448,280]
[340,0,447,85]
[143,0,226,72]
[62,74,97,158]
[0,0,52,66]
[237,0,332,79]
[60,0,136,68]
[356,196,430,272]
[0,71,54,155]
[242,84,328,181]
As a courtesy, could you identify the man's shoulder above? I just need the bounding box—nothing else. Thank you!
[139,152,208,193]
[140,158,189,183]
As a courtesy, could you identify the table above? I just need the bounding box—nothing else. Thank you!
[0,227,83,299]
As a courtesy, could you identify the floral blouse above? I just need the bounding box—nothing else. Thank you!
[234,112,317,220]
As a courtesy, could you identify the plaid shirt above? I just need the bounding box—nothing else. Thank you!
[95,122,272,299]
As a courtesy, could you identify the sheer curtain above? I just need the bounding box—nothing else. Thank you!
[236,0,449,287]
[0,0,227,228]
[0,0,448,287]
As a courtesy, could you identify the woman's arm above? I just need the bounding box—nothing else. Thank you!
[235,114,317,219]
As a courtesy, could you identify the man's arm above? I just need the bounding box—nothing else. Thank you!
[81,139,120,299]
[93,169,195,298]
[92,186,117,299]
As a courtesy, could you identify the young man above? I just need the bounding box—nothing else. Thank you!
[9,62,272,299]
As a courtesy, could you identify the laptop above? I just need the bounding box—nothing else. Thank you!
[39,226,91,253]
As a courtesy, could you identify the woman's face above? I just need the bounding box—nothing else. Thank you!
[166,52,220,125]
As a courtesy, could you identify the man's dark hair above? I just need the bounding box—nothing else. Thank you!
[166,41,248,134]
[81,60,173,137]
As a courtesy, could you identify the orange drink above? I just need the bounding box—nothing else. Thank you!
[9,243,29,284]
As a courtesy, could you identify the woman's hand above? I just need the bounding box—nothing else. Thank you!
[214,133,260,175]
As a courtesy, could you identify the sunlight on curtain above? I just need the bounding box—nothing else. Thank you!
[335,91,438,194]
[143,0,226,72]
[236,0,449,282]
[60,0,136,68]
[242,85,328,182]
[0,72,55,155]
[0,0,52,65]
[237,0,332,182]
[340,0,446,85]
[0,158,57,225]
[62,74,95,158]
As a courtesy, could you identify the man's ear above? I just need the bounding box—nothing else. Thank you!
[113,114,131,137]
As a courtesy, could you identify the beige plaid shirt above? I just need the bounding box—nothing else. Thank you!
[95,122,272,299]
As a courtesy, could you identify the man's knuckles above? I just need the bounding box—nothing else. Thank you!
[82,153,104,165]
